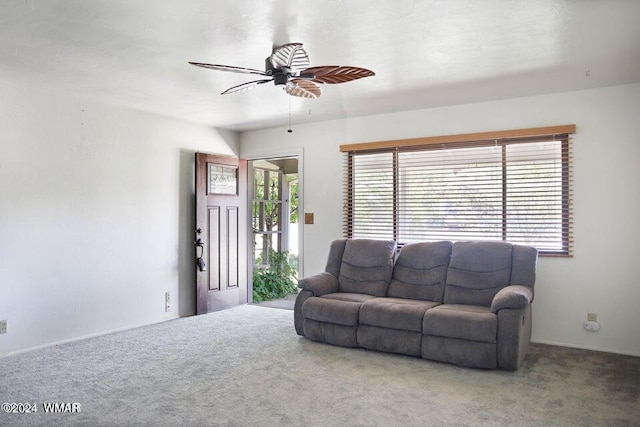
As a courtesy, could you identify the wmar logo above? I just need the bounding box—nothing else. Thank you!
[42,402,81,413]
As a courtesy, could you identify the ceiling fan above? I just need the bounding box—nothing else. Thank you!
[189,43,375,99]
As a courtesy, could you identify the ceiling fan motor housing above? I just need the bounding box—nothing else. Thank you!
[265,58,291,86]
[273,69,290,86]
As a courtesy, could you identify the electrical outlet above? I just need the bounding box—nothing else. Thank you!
[587,313,597,322]
[0,320,7,334]
[584,320,600,332]
[165,292,171,312]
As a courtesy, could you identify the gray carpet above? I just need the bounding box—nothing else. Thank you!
[1,305,638,427]
[252,293,297,310]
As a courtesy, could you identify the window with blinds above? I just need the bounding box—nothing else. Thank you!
[342,127,574,256]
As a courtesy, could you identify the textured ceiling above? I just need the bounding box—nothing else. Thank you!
[1,0,639,131]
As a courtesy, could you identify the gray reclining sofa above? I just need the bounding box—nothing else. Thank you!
[294,239,538,370]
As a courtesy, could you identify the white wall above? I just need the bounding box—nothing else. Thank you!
[0,81,238,356]
[241,83,640,356]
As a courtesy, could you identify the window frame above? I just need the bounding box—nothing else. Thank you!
[342,126,575,256]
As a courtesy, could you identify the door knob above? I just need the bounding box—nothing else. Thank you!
[197,257,207,272]
[195,238,206,271]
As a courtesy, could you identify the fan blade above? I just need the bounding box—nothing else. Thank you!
[284,80,321,99]
[270,43,310,71]
[189,62,267,76]
[222,79,272,95]
[301,66,375,84]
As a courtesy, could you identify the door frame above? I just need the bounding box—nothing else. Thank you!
[245,148,304,303]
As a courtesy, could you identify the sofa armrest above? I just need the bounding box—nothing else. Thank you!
[491,285,533,313]
[298,272,339,296]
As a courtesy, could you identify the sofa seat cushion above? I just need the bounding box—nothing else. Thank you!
[423,304,497,343]
[360,298,440,332]
[302,293,377,326]
[320,292,377,303]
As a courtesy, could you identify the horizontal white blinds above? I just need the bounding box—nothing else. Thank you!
[348,152,395,240]
[343,136,573,255]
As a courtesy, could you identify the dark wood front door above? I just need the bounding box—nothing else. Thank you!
[195,153,247,314]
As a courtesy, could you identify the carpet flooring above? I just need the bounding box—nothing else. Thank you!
[1,305,638,427]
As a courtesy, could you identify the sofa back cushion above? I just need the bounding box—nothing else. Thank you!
[338,239,396,296]
[444,241,513,307]
[387,241,452,302]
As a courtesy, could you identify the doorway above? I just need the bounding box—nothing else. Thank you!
[249,156,300,309]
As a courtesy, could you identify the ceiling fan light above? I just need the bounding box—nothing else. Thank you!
[284,80,321,99]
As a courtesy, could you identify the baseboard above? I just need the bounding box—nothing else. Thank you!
[532,339,640,358]
[1,315,181,359]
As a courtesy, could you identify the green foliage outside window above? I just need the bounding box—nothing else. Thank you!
[253,170,298,231]
[287,175,298,224]
[252,250,298,302]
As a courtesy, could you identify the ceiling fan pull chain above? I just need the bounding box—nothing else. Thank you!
[287,97,293,133]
